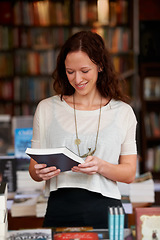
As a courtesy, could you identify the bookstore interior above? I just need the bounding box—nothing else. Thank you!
[0,0,160,239]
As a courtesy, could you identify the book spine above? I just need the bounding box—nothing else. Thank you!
[114,207,119,240]
[118,207,125,240]
[108,207,114,240]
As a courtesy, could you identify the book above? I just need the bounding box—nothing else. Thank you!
[54,232,99,240]
[118,207,125,240]
[135,207,160,240]
[25,147,84,172]
[0,156,17,192]
[11,191,40,217]
[114,207,119,240]
[7,228,52,240]
[14,128,33,170]
[108,207,114,240]
[129,173,155,203]
[108,206,125,240]
[16,170,45,192]
[0,182,8,210]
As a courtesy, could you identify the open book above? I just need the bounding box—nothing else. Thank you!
[25,147,84,172]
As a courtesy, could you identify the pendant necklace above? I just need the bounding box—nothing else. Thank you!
[73,95,102,158]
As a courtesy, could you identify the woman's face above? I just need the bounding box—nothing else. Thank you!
[65,51,99,96]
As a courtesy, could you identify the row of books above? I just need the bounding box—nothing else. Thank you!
[144,77,160,100]
[112,54,133,74]
[90,27,131,53]
[146,146,160,172]
[0,25,131,54]
[108,206,125,240]
[0,103,36,116]
[0,182,8,239]
[12,0,129,26]
[0,76,52,104]
[0,103,13,116]
[14,76,53,102]
[14,49,57,76]
[14,104,37,116]
[13,0,70,26]
[145,112,160,138]
[0,103,34,116]
[109,1,128,26]
[0,26,70,51]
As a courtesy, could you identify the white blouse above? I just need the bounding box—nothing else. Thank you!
[31,95,137,199]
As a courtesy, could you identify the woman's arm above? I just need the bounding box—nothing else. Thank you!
[72,154,137,184]
[29,158,61,182]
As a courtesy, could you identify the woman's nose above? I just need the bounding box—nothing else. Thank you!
[75,72,82,84]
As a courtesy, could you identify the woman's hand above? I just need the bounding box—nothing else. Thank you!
[34,164,61,181]
[72,156,102,175]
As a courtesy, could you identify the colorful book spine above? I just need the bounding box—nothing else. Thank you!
[114,207,119,240]
[108,206,125,240]
[108,207,114,240]
[118,207,125,240]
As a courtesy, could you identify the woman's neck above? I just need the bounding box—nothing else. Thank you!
[63,93,110,111]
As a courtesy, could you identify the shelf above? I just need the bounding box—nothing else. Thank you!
[0,0,138,116]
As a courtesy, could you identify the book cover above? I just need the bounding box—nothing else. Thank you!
[14,128,33,170]
[54,232,99,240]
[108,207,114,240]
[135,207,160,240]
[25,147,84,172]
[0,156,17,192]
[7,228,52,240]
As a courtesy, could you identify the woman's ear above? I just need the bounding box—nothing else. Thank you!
[98,66,103,72]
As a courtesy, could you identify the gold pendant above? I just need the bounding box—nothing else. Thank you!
[75,138,81,145]
[80,148,96,158]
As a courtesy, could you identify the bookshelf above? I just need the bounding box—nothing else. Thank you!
[140,63,160,179]
[0,0,139,116]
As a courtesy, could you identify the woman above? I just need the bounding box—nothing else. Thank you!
[29,31,137,228]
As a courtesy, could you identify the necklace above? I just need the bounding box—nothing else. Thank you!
[73,95,102,158]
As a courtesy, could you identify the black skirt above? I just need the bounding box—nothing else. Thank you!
[43,188,123,229]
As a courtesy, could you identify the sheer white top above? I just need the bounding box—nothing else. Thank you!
[31,95,137,199]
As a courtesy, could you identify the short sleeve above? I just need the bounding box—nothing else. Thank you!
[31,103,41,148]
[120,107,137,155]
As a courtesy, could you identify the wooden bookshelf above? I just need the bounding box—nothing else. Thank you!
[0,0,139,116]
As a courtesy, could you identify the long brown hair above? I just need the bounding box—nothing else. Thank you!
[53,31,129,103]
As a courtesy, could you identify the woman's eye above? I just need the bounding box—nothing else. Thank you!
[82,70,89,73]
[67,71,74,74]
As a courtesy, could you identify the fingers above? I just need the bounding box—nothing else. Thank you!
[72,156,98,175]
[34,164,61,180]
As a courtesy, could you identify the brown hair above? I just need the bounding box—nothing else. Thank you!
[53,31,129,103]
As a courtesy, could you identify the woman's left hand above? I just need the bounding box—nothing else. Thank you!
[72,156,102,175]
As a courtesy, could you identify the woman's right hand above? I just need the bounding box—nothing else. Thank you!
[34,164,61,181]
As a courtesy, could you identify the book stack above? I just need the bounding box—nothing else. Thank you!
[0,182,8,240]
[129,172,155,203]
[108,206,125,240]
[11,191,40,217]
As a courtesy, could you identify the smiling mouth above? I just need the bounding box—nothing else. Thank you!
[76,82,87,89]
